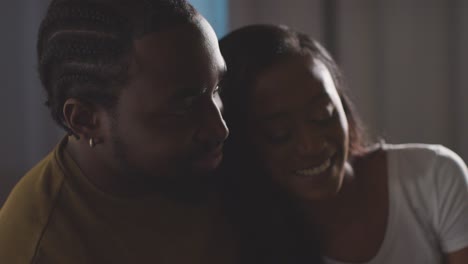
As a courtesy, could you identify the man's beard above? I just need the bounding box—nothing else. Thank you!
[110,131,222,203]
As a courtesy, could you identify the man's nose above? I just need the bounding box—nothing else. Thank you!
[194,96,229,145]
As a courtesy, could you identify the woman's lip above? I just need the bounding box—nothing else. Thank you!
[295,158,332,176]
[294,153,336,172]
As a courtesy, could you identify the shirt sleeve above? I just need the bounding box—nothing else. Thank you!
[432,146,468,253]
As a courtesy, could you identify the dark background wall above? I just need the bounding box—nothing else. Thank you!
[0,0,62,207]
[1,0,467,206]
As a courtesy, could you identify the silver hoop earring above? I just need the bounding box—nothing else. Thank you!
[89,138,96,148]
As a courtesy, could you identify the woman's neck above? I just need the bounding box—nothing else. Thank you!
[302,147,387,233]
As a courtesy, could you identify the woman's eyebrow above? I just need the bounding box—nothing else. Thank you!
[255,112,289,123]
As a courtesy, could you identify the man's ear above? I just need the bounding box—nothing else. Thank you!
[63,98,100,140]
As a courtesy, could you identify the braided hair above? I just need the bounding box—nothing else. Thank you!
[37,0,198,133]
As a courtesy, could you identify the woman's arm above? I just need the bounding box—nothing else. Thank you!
[446,247,468,264]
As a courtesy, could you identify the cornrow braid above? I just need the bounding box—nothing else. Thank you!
[37,0,198,133]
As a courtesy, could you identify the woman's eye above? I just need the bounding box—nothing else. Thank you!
[315,112,334,122]
[265,131,291,144]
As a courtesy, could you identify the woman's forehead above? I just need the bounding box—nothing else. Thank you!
[248,55,340,115]
[252,56,325,99]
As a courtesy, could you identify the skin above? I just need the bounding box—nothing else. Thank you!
[245,52,468,264]
[447,249,468,264]
[246,53,390,262]
[247,54,349,202]
[62,16,228,197]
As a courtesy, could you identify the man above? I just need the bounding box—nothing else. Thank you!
[0,0,236,263]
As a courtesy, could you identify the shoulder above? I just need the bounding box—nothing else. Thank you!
[384,144,468,252]
[383,143,466,180]
[383,143,451,161]
[0,148,65,263]
[381,143,467,209]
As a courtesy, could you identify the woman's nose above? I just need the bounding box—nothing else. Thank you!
[295,125,327,156]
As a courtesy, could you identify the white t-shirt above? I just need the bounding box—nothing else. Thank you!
[323,144,468,264]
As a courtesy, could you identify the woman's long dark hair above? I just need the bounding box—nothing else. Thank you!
[219,24,369,263]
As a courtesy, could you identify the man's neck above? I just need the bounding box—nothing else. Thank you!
[65,136,141,197]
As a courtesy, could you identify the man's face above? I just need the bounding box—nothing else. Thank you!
[102,18,228,186]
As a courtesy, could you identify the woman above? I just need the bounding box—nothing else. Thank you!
[219,24,468,264]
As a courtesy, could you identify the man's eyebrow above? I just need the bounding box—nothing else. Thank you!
[169,86,204,101]
[170,64,227,100]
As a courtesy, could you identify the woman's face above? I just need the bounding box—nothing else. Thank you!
[246,54,349,201]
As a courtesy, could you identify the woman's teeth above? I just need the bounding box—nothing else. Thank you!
[295,158,331,176]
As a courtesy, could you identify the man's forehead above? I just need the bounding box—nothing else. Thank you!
[134,25,218,69]
[134,25,198,58]
[122,22,225,102]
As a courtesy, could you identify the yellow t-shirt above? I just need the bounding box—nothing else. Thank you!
[0,137,239,263]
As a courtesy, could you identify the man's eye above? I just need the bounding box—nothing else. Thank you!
[213,85,221,95]
[169,96,198,116]
[183,96,198,107]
